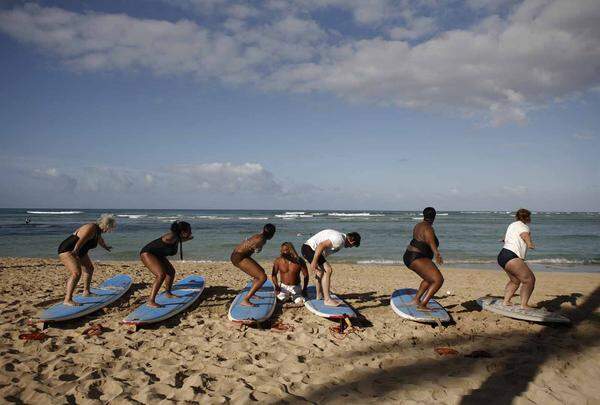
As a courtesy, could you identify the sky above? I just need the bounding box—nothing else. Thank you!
[0,0,599,211]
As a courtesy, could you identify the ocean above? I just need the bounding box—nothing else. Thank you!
[1,209,599,272]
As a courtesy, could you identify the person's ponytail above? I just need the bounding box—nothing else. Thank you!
[171,221,191,260]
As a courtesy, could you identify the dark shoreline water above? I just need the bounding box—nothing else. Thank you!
[1,209,599,273]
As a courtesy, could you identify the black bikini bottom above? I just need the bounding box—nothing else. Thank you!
[497,248,519,269]
[403,250,431,267]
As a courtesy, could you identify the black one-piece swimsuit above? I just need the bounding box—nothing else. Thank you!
[57,224,101,258]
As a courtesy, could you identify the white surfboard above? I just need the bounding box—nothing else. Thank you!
[477,297,570,324]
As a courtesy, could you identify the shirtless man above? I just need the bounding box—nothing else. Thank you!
[272,242,309,304]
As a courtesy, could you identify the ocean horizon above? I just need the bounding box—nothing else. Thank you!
[2,208,599,273]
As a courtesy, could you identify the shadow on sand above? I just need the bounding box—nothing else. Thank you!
[271,287,600,404]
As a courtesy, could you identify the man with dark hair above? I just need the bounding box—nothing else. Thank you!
[301,229,361,307]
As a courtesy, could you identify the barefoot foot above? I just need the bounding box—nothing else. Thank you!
[63,300,80,307]
[164,292,177,299]
[147,301,163,308]
[240,299,257,307]
[324,298,342,307]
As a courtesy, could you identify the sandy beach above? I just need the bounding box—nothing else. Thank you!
[1,257,598,404]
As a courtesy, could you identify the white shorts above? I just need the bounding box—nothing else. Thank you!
[277,283,305,304]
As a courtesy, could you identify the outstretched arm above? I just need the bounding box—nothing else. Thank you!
[300,261,309,294]
[520,232,535,249]
[271,259,280,292]
[425,227,443,265]
[98,236,112,252]
[311,240,332,272]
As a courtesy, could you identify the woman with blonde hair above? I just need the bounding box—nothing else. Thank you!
[57,214,116,306]
[497,208,536,308]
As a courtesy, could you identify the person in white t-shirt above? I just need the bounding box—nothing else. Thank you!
[497,209,536,309]
[301,229,361,307]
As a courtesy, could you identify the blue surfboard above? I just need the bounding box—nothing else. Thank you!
[39,274,132,323]
[304,285,356,319]
[228,280,276,323]
[390,288,450,324]
[123,275,205,326]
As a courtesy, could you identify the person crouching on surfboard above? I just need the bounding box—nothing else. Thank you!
[497,208,536,309]
[301,229,361,307]
[402,207,444,311]
[57,214,116,306]
[231,224,276,307]
[140,221,193,308]
[272,242,309,305]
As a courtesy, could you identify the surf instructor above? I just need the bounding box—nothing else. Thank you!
[301,229,361,307]
[57,214,116,306]
[402,207,444,311]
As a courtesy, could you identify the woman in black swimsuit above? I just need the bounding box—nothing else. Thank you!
[57,214,116,306]
[403,207,444,311]
[140,221,193,308]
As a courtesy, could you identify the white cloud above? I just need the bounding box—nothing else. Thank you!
[167,162,283,193]
[572,132,595,141]
[1,0,600,125]
[28,162,287,195]
[389,16,437,40]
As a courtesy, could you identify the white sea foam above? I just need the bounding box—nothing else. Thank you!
[357,260,402,265]
[238,217,269,220]
[27,210,82,215]
[328,212,385,217]
[275,214,313,219]
[284,211,305,215]
[117,214,147,219]
[194,215,231,220]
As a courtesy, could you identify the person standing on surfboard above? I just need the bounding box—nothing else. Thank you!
[57,214,116,306]
[497,208,536,309]
[140,221,193,308]
[402,207,444,311]
[230,224,276,307]
[272,242,309,304]
[301,229,361,307]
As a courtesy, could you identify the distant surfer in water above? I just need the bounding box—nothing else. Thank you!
[301,229,361,307]
[25,217,31,225]
[140,221,193,308]
[403,207,444,311]
[57,214,116,306]
[231,224,276,307]
[497,209,536,309]
[272,242,309,304]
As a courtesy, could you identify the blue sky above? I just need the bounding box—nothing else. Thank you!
[0,0,598,210]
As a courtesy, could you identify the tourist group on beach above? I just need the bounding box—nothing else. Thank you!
[56,207,537,313]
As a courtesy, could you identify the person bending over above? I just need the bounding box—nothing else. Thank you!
[272,242,309,304]
[57,214,116,306]
[402,207,444,311]
[140,221,193,308]
[301,229,361,307]
[497,208,536,309]
[231,224,276,307]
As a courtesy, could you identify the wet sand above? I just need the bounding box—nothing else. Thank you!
[1,257,599,404]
